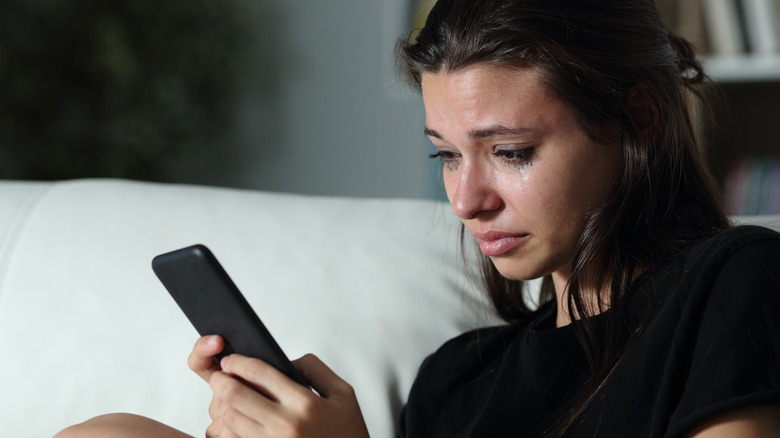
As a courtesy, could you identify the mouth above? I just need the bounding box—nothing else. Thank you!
[474,232,529,257]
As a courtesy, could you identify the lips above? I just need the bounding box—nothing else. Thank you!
[473,231,529,257]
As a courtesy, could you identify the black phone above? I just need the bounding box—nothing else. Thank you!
[152,244,307,386]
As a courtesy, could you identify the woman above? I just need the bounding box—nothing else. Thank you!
[56,0,780,437]
[395,1,780,436]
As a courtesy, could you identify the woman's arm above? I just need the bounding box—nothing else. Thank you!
[686,405,780,437]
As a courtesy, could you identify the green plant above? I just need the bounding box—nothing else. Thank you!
[0,0,251,180]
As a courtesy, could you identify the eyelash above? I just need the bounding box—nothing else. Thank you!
[428,151,457,164]
[428,148,535,168]
[494,148,535,164]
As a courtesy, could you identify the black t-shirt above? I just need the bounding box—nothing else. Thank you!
[399,226,780,437]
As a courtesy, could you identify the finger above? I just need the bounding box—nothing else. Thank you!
[188,335,224,382]
[210,370,280,427]
[209,396,226,422]
[220,407,268,438]
[220,354,310,402]
[205,420,221,438]
[293,354,354,400]
[207,418,242,438]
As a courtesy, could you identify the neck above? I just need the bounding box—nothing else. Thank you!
[553,274,572,328]
[552,272,607,328]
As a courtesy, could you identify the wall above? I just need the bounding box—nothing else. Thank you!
[199,0,437,199]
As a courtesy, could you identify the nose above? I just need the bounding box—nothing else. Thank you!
[448,162,503,220]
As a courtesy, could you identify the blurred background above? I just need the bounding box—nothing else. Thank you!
[4,0,777,209]
[0,0,439,199]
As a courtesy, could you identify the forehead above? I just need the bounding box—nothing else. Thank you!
[420,65,570,136]
[421,64,547,100]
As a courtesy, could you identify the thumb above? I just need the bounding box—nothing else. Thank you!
[188,335,225,382]
[292,354,353,399]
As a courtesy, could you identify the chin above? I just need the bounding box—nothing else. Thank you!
[490,258,545,281]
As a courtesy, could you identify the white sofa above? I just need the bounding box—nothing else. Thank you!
[0,179,501,437]
[1,179,777,437]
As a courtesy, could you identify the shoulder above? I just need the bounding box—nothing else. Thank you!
[698,225,780,315]
[647,225,780,337]
[708,225,780,276]
[684,225,780,264]
[640,225,780,315]
[669,225,780,300]
[659,226,780,432]
[593,226,780,436]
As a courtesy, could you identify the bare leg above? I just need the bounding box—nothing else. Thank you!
[54,413,194,438]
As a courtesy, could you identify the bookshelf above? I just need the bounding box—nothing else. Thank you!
[657,0,780,215]
[707,78,780,215]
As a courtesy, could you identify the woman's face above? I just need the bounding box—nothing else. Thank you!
[421,65,620,290]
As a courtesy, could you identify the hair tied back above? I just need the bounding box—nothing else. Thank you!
[668,32,706,85]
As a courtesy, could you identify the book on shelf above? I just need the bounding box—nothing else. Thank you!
[724,157,780,215]
[741,0,780,53]
[659,0,780,57]
[703,0,746,55]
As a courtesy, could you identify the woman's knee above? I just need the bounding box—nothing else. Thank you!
[53,413,192,438]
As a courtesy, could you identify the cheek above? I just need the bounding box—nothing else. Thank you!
[507,164,591,244]
[510,165,566,216]
[531,157,617,240]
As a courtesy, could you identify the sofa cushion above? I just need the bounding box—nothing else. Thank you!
[0,179,500,437]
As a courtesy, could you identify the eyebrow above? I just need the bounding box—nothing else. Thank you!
[424,124,530,140]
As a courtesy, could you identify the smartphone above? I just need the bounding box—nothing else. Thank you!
[152,244,307,386]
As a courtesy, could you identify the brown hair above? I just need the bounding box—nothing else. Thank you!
[397,0,730,434]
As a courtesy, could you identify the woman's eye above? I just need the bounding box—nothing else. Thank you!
[428,151,461,170]
[494,147,534,165]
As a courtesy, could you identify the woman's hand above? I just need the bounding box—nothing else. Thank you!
[206,353,370,438]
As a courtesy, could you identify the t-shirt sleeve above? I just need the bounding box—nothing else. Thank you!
[667,237,780,436]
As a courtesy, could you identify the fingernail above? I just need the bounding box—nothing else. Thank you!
[206,335,219,347]
[220,356,228,370]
